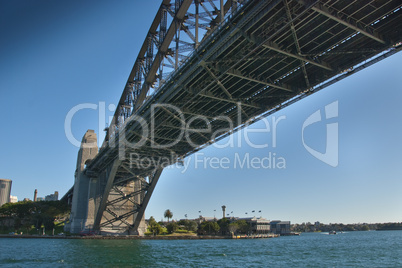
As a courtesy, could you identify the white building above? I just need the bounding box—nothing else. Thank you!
[9,195,18,203]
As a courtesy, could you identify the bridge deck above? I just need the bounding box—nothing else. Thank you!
[87,0,401,182]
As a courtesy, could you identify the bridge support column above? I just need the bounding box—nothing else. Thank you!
[129,179,146,235]
[85,177,102,232]
[66,130,98,234]
[130,168,164,234]
[92,158,121,234]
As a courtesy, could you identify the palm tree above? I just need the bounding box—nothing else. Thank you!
[164,209,173,223]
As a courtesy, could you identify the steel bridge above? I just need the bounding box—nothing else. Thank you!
[63,0,402,235]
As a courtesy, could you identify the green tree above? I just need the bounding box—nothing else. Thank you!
[361,225,370,231]
[228,222,239,234]
[217,218,230,235]
[0,201,70,234]
[201,221,220,235]
[166,222,178,234]
[164,209,173,223]
[186,221,198,232]
[43,215,55,231]
[178,219,197,232]
[22,220,33,234]
[148,216,162,235]
[236,220,250,234]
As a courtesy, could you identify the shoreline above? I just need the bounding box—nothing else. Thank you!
[0,234,278,240]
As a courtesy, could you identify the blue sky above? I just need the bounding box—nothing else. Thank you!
[1,0,401,224]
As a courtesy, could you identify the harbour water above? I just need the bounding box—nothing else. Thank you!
[1,231,401,267]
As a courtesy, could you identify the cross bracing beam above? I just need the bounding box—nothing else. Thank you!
[284,0,311,88]
[298,1,386,44]
[226,68,293,92]
[198,92,262,109]
[261,40,333,71]
[113,176,140,186]
[100,208,137,228]
[200,62,233,99]
[106,189,143,207]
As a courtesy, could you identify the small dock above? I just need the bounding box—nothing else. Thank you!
[231,234,279,239]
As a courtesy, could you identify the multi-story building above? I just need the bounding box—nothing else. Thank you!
[0,179,12,207]
[45,191,59,201]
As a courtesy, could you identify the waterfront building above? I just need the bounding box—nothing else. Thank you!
[270,220,291,235]
[238,217,271,234]
[0,179,12,207]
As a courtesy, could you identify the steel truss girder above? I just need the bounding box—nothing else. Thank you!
[107,0,239,139]
[284,0,311,88]
[97,169,162,230]
[134,0,195,108]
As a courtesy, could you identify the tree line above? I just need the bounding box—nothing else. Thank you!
[291,222,402,232]
[0,201,70,234]
[146,209,253,236]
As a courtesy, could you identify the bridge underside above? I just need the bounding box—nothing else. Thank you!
[65,0,402,234]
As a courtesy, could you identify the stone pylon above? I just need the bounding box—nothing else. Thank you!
[65,129,147,235]
[67,130,98,234]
